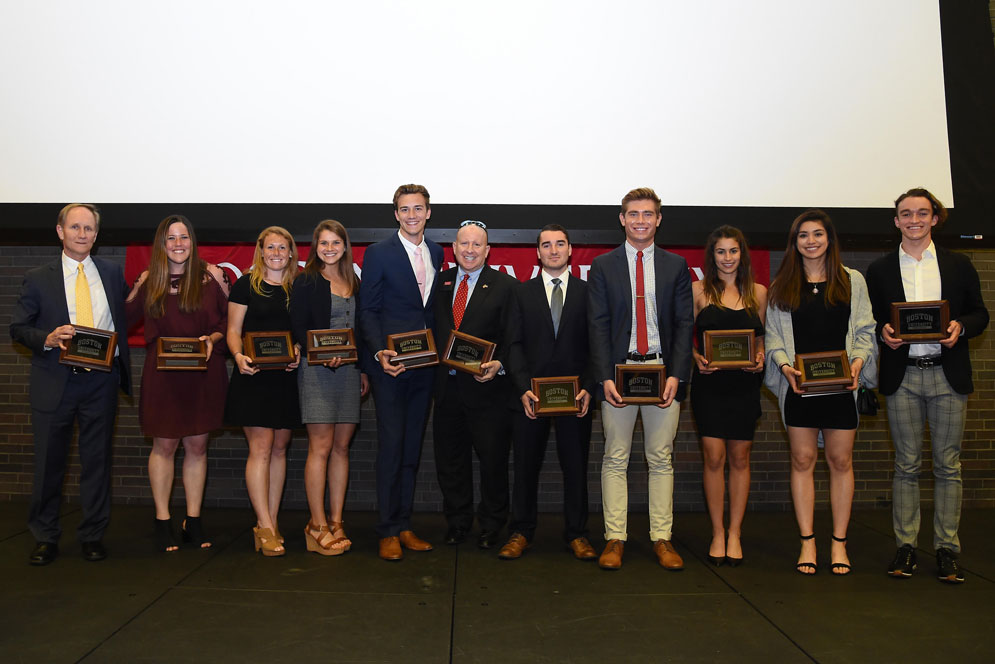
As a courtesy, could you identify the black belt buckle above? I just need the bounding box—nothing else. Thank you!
[626,352,661,362]
[913,356,938,369]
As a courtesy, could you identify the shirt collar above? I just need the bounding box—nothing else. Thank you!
[541,269,568,287]
[456,265,485,284]
[898,240,936,262]
[624,241,654,260]
[397,230,426,252]
[61,251,93,277]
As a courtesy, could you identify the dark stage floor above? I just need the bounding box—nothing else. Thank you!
[1,503,993,663]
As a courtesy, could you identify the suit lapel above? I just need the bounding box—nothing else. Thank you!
[935,246,953,300]
[438,268,456,328]
[528,276,555,338]
[388,234,427,307]
[47,259,72,324]
[461,266,494,327]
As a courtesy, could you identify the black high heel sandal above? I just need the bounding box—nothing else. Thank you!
[181,516,212,549]
[830,534,851,575]
[154,517,178,553]
[796,533,817,575]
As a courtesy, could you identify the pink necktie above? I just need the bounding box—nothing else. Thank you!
[636,251,648,355]
[413,246,426,301]
[453,274,469,329]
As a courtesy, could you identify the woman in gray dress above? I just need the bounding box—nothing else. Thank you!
[289,220,369,555]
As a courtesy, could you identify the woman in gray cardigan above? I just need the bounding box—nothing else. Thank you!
[764,210,876,576]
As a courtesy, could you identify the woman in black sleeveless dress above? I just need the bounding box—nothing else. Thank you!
[691,226,766,566]
[764,210,876,576]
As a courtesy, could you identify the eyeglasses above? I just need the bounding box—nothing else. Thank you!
[459,219,487,229]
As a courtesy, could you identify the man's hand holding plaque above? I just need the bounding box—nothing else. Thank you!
[58,325,117,372]
[442,330,496,377]
[385,329,439,373]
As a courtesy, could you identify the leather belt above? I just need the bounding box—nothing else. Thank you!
[908,355,942,369]
[626,352,662,362]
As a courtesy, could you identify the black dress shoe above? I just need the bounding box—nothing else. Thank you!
[477,530,500,550]
[81,540,107,562]
[29,542,58,566]
[444,526,468,545]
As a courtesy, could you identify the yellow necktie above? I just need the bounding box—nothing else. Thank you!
[76,264,94,327]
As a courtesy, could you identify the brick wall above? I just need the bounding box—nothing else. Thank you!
[2,244,992,514]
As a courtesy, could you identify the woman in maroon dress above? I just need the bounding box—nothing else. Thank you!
[127,215,229,552]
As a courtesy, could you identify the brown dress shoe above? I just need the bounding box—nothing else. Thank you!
[567,537,597,561]
[379,536,403,561]
[399,530,433,551]
[599,539,624,570]
[653,539,684,570]
[498,534,529,560]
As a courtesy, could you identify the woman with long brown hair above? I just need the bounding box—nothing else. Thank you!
[764,209,876,575]
[691,225,766,566]
[289,220,369,556]
[224,226,301,556]
[127,215,230,552]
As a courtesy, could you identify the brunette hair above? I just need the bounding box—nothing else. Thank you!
[536,224,571,247]
[894,187,947,229]
[145,215,207,318]
[768,209,849,311]
[58,203,101,229]
[621,187,661,214]
[249,226,297,306]
[393,184,431,210]
[303,219,359,297]
[700,225,760,313]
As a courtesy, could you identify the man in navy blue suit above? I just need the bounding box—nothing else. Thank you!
[587,187,693,571]
[359,184,445,561]
[10,203,131,565]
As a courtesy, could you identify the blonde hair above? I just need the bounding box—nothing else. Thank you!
[249,226,297,306]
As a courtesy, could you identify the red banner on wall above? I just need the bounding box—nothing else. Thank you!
[124,243,769,346]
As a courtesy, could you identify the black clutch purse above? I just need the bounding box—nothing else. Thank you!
[856,384,879,416]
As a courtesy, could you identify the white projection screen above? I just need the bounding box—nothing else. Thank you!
[0,0,954,209]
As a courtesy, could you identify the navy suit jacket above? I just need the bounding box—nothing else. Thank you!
[587,244,694,401]
[358,233,445,358]
[9,255,132,412]
[433,265,518,407]
[866,245,989,395]
[505,273,593,402]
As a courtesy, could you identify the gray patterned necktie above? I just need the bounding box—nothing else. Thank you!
[550,277,563,337]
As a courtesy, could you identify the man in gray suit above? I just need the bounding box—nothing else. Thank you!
[587,187,693,571]
[10,204,131,565]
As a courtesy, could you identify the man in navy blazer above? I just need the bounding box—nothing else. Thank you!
[10,204,131,565]
[358,184,444,561]
[588,187,693,571]
[866,188,989,583]
[432,220,518,550]
[499,224,597,561]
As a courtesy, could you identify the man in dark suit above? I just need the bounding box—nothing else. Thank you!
[588,187,693,571]
[498,224,596,561]
[358,184,444,561]
[866,187,989,584]
[10,203,131,565]
[432,220,518,549]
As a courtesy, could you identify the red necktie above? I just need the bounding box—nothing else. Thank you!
[453,274,470,329]
[636,251,648,355]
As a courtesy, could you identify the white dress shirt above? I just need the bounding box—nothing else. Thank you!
[397,231,436,307]
[541,268,569,308]
[898,240,942,357]
[624,242,661,354]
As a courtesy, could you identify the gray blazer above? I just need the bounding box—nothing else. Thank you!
[763,266,878,425]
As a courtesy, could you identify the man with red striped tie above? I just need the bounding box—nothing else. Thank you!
[587,187,694,571]
[431,220,518,550]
